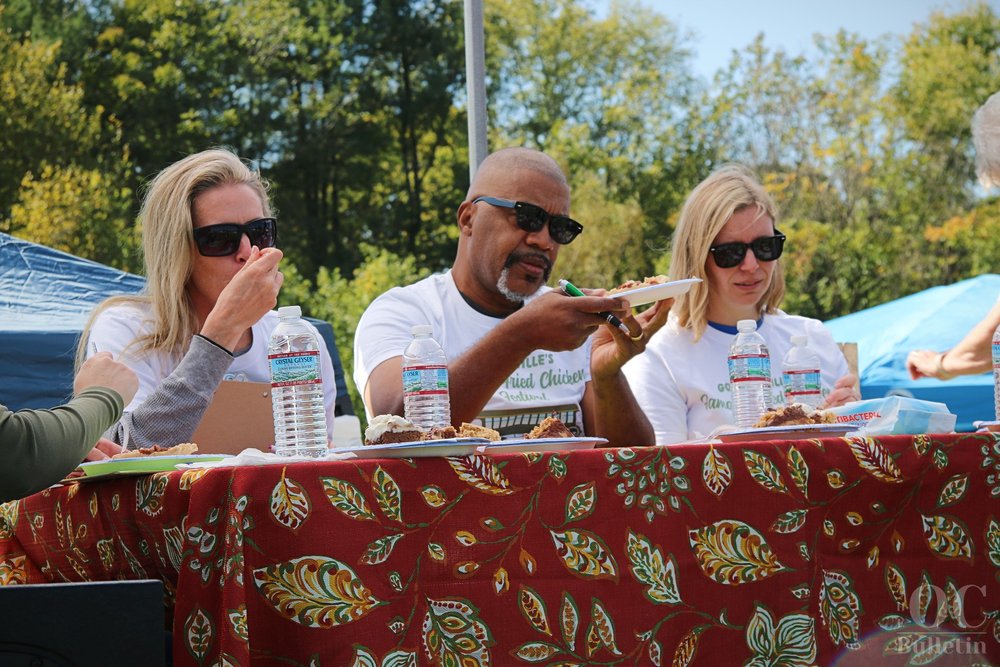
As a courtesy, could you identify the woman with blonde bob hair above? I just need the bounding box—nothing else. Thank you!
[624,164,857,443]
[78,147,338,448]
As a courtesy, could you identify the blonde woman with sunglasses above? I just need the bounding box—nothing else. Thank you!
[77,148,338,449]
[623,164,858,444]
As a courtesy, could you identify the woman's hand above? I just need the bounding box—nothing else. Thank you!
[201,246,285,350]
[590,298,672,380]
[822,373,860,408]
[84,438,124,462]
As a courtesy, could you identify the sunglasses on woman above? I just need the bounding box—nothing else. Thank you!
[193,217,278,257]
[709,230,786,269]
[472,196,584,245]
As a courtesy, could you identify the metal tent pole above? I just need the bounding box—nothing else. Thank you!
[464,0,488,180]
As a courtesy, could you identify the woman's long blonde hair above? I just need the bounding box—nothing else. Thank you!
[667,164,784,341]
[76,148,271,368]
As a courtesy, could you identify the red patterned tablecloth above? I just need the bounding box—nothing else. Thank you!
[2,433,999,666]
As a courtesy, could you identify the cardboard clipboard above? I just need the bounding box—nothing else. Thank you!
[192,380,275,454]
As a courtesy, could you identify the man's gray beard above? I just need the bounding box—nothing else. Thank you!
[496,266,542,304]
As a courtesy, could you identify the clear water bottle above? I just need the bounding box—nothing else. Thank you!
[728,319,773,427]
[268,305,329,457]
[402,325,451,430]
[782,335,823,409]
[992,320,1000,420]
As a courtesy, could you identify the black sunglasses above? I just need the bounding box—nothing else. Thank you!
[709,230,786,269]
[193,217,278,257]
[472,196,583,245]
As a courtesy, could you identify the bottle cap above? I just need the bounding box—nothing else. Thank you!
[278,305,302,318]
[411,324,433,336]
[790,335,807,346]
[736,319,757,332]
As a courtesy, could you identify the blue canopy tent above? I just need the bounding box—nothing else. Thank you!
[824,274,998,432]
[0,233,352,416]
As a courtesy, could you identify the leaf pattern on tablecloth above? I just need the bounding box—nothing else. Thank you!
[252,555,384,627]
[492,566,509,595]
[162,525,185,572]
[560,592,579,651]
[0,500,18,539]
[771,509,809,534]
[936,473,968,508]
[920,514,973,561]
[564,482,596,523]
[348,646,378,667]
[688,519,789,585]
[585,598,621,656]
[846,437,903,483]
[185,606,214,664]
[422,597,494,666]
[671,626,703,666]
[180,468,209,490]
[884,562,907,611]
[136,472,170,517]
[550,529,618,581]
[626,530,681,604]
[818,569,862,648]
[787,446,810,498]
[701,445,732,497]
[512,641,561,661]
[987,518,1000,568]
[518,585,551,635]
[743,604,816,666]
[373,466,402,523]
[448,454,516,495]
[743,451,789,495]
[227,605,248,642]
[322,477,378,521]
[270,469,311,532]
[0,552,25,584]
[209,652,241,667]
[362,533,404,565]
[420,485,448,508]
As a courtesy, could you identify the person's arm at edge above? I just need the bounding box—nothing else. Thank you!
[938,299,1000,377]
[581,373,653,447]
[0,387,123,502]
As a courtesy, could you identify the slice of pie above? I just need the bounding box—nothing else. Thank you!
[609,274,668,294]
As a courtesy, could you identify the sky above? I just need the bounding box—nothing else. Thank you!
[594,0,988,79]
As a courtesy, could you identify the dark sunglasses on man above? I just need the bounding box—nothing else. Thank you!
[193,217,278,257]
[472,196,584,245]
[709,230,786,269]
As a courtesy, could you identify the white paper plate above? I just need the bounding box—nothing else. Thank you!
[973,420,1000,433]
[483,437,607,455]
[341,437,489,459]
[718,423,857,443]
[612,278,702,307]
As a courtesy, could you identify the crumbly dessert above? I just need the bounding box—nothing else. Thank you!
[421,425,458,440]
[754,403,834,428]
[526,417,574,439]
[609,274,668,294]
[458,422,502,441]
[364,415,423,445]
[112,442,199,459]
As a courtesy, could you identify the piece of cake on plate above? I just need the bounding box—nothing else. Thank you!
[364,415,423,445]
[458,422,501,441]
[526,417,574,439]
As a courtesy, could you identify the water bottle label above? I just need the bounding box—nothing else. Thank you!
[269,351,321,387]
[783,369,822,399]
[993,340,1000,369]
[728,353,771,382]
[403,365,449,396]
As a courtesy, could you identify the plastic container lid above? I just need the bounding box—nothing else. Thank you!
[736,319,757,332]
[411,324,433,336]
[278,305,302,318]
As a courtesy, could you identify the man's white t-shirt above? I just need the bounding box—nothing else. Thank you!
[354,271,592,435]
[88,302,339,438]
[622,311,848,444]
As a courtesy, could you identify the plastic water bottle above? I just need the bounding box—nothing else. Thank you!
[268,306,329,457]
[402,325,451,430]
[728,319,773,427]
[782,335,823,408]
[993,320,1000,420]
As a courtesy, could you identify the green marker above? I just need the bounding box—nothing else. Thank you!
[558,279,632,337]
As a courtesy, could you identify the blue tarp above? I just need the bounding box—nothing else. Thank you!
[824,274,999,432]
[0,233,352,415]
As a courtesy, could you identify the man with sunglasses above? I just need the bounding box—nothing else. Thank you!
[623,164,858,444]
[354,148,667,445]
